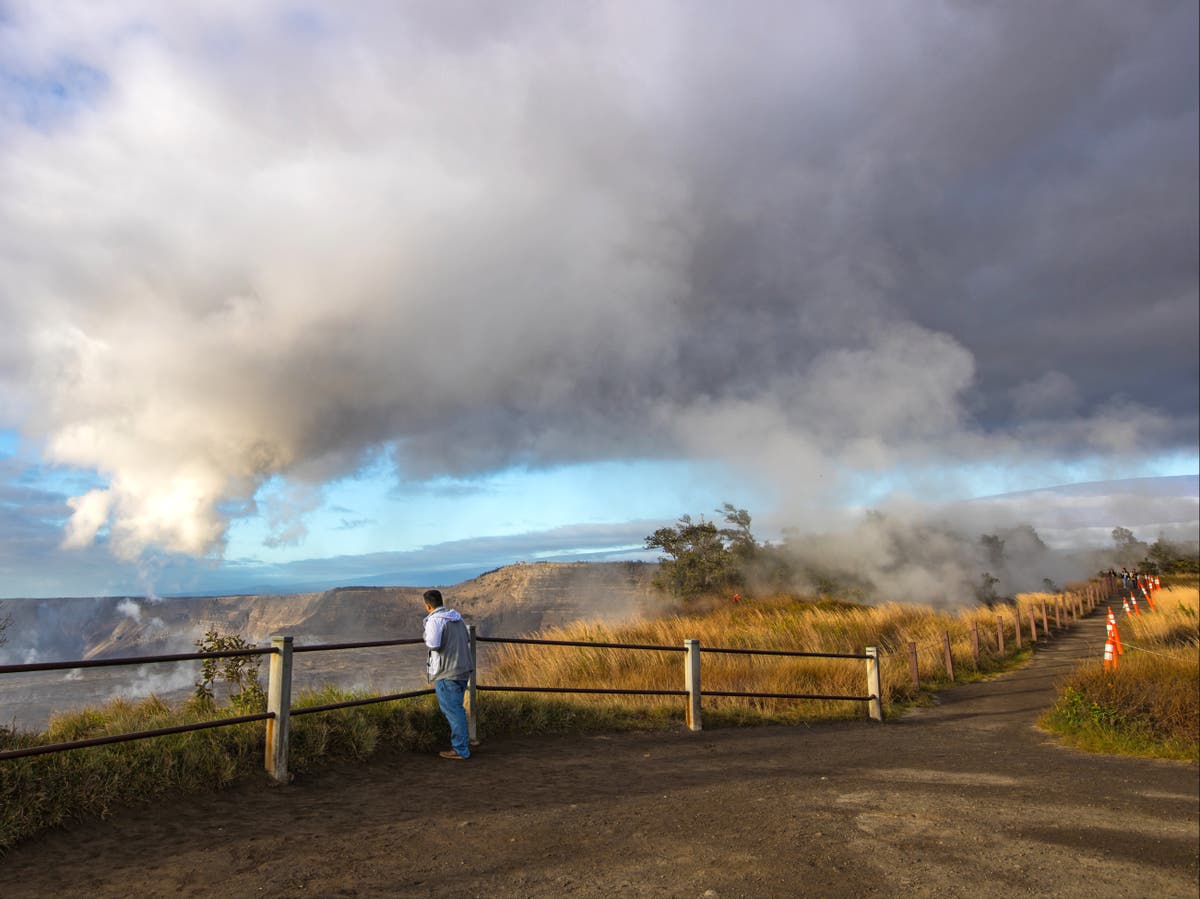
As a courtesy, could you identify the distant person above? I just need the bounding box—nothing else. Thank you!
[422,589,474,760]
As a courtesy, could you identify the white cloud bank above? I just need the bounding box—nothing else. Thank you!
[0,2,1194,562]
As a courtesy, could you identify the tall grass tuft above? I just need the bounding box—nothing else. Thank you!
[1041,584,1199,761]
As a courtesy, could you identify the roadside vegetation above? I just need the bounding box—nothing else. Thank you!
[488,594,1052,722]
[1040,582,1199,762]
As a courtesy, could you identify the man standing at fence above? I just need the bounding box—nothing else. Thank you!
[422,589,473,760]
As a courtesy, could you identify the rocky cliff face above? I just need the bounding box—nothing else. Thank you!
[3,561,662,662]
[0,561,663,730]
[448,560,660,636]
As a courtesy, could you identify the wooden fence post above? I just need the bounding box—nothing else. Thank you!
[466,624,478,745]
[866,646,883,721]
[908,641,919,691]
[1013,612,1022,649]
[996,617,1005,655]
[1041,603,1049,636]
[1056,597,1063,627]
[685,639,702,732]
[265,635,293,784]
[971,622,980,666]
[941,631,954,681]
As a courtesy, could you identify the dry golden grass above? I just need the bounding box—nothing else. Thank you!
[1041,583,1199,761]
[1117,584,1199,645]
[484,590,1095,723]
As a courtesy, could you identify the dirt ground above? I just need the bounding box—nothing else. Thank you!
[1,608,1196,898]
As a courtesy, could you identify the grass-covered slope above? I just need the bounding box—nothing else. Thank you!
[1040,583,1199,762]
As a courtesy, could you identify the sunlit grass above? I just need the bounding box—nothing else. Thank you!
[1040,583,1199,762]
[485,591,1080,720]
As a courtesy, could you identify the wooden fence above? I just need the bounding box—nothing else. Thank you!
[0,633,880,784]
[901,583,1105,692]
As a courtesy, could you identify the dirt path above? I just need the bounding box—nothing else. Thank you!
[1,608,1196,898]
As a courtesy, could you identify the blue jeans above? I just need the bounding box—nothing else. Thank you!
[434,678,471,758]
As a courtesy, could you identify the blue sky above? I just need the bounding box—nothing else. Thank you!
[0,3,1196,598]
[2,420,1194,598]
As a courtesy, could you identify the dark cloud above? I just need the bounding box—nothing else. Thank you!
[0,1,1194,559]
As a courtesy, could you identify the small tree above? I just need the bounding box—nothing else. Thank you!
[718,503,758,566]
[1111,526,1148,569]
[979,534,1006,570]
[1145,537,1200,575]
[645,504,759,597]
[974,572,1000,604]
[193,629,266,713]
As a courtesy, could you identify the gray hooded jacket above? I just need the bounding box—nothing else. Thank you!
[423,607,473,682]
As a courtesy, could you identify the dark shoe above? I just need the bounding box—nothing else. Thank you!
[438,750,468,760]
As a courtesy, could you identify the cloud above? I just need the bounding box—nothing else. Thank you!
[1010,372,1081,419]
[769,476,1199,605]
[0,1,1194,561]
[115,597,141,622]
[957,475,1200,550]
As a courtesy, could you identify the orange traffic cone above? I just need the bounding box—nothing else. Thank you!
[1143,586,1156,612]
[1122,596,1133,617]
[1103,636,1118,671]
[1131,593,1142,616]
[1106,617,1124,655]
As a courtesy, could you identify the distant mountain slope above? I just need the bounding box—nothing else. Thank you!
[958,474,1198,548]
[0,561,663,730]
[973,474,1198,501]
[449,560,660,636]
[2,561,662,663]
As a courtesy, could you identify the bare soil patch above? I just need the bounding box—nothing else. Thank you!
[1,610,1196,898]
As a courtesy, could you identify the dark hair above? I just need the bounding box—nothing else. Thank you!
[423,589,443,608]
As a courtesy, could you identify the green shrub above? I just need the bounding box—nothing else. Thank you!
[1041,650,1199,761]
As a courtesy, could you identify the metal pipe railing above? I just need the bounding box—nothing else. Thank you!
[0,646,275,675]
[0,712,274,761]
[476,685,689,697]
[699,646,869,659]
[289,688,435,716]
[477,635,686,652]
[292,638,426,654]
